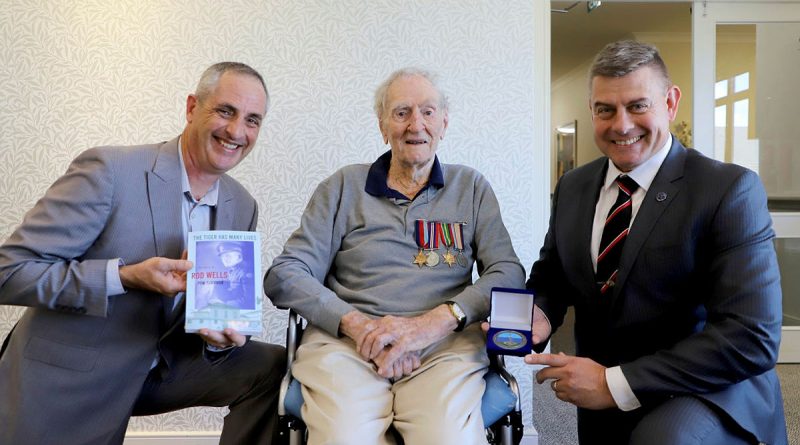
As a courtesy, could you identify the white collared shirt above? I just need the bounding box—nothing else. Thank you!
[590,135,672,271]
[592,135,672,412]
[178,138,218,245]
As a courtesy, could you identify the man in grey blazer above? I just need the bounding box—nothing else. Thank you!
[526,41,787,444]
[0,62,285,445]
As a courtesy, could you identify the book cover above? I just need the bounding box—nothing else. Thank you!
[185,230,262,336]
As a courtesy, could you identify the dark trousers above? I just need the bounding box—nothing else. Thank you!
[578,396,755,445]
[125,340,286,444]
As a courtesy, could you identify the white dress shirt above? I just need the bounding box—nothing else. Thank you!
[592,135,672,411]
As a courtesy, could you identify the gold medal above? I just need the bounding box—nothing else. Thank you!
[443,250,456,267]
[413,249,428,268]
[439,223,457,267]
[413,219,431,269]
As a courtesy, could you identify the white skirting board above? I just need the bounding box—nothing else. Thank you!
[123,432,219,445]
[124,428,539,444]
[521,429,539,445]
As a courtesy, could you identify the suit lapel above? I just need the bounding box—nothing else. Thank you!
[612,139,687,301]
[577,166,607,295]
[145,138,184,324]
[562,160,608,297]
[147,138,183,257]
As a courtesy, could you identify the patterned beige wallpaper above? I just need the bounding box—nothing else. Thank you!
[0,0,543,434]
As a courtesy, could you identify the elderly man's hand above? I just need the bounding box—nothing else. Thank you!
[526,352,616,410]
[358,304,456,364]
[339,310,379,349]
[373,350,421,379]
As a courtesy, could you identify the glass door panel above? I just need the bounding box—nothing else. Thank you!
[694,1,800,362]
[718,22,800,362]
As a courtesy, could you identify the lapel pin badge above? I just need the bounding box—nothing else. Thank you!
[656,192,668,202]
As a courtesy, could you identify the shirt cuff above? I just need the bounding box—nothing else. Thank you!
[539,308,552,332]
[106,258,126,297]
[606,366,641,411]
[205,343,236,353]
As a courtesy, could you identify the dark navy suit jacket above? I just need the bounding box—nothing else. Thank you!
[529,138,787,444]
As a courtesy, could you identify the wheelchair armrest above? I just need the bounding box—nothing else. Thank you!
[285,310,303,371]
[279,309,305,417]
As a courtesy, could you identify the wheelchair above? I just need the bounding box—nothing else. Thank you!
[277,309,524,445]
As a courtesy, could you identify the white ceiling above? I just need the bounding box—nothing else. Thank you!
[551,1,692,80]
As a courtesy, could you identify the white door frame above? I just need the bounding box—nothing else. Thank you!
[772,212,800,363]
[692,0,800,159]
[693,0,800,362]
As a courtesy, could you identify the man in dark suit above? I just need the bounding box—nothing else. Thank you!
[0,62,284,445]
[526,40,787,444]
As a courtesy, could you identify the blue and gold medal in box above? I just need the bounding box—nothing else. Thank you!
[487,287,534,356]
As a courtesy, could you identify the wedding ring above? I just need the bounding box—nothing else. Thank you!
[551,380,559,391]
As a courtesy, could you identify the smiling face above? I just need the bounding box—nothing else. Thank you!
[379,74,448,170]
[219,250,243,268]
[590,65,681,172]
[182,71,267,178]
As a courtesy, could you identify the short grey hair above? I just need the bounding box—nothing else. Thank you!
[195,62,270,112]
[373,67,449,118]
[589,40,671,91]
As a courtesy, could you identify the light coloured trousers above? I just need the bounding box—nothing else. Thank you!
[292,323,490,445]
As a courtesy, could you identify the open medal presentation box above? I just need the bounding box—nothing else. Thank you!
[487,287,534,356]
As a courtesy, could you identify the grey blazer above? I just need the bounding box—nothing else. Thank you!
[529,138,787,444]
[0,138,258,444]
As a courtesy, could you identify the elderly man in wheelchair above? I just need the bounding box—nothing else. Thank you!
[264,67,526,445]
[277,309,524,445]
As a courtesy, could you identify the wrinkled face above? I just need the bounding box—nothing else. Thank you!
[379,75,448,169]
[590,66,680,172]
[183,72,267,176]
[219,251,243,268]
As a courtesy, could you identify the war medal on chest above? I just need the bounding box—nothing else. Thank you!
[453,222,468,267]
[413,219,468,269]
[413,219,431,268]
[425,221,440,267]
[440,222,457,267]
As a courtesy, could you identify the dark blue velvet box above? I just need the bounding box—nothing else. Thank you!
[486,287,534,356]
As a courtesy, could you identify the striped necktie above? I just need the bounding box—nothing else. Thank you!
[596,175,639,295]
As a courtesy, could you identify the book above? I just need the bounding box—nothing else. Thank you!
[185,230,262,336]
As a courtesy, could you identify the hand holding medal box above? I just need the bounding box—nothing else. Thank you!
[486,287,534,356]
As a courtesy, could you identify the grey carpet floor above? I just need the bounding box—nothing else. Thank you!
[532,308,799,445]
